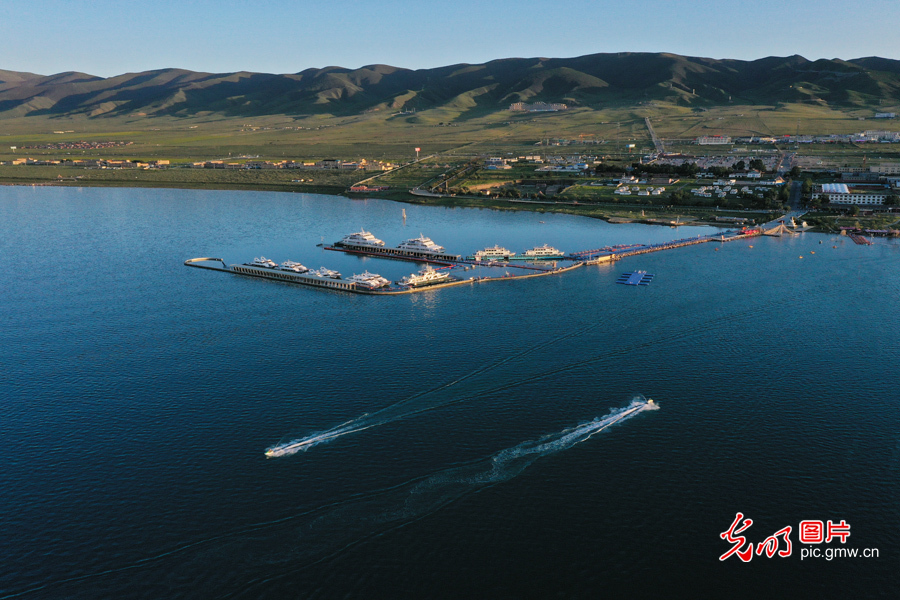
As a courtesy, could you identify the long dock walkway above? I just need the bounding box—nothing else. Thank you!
[185,228,764,297]
[184,258,580,296]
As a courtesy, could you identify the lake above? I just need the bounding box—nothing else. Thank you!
[1,186,897,598]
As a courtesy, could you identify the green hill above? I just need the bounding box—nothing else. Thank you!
[1,52,899,120]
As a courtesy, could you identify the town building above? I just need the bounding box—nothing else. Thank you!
[813,183,893,205]
[696,136,732,145]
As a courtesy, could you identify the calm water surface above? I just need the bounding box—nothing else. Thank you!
[1,187,898,598]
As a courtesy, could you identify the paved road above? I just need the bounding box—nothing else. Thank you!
[645,117,665,154]
[788,180,802,210]
[775,152,796,174]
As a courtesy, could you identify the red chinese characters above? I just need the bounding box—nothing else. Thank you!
[799,520,825,544]
[720,513,793,561]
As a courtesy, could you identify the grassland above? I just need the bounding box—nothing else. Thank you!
[2,102,900,230]
[0,164,361,195]
[2,101,899,164]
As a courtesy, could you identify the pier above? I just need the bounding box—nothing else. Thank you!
[184,256,583,296]
[185,226,771,297]
[329,243,460,263]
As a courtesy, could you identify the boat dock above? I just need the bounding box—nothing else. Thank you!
[184,258,583,296]
[185,227,768,297]
[328,244,460,263]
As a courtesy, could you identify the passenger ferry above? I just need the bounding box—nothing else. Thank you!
[399,264,451,287]
[510,244,565,260]
[347,271,392,289]
[245,256,277,268]
[278,260,309,273]
[470,245,515,261]
[397,234,446,254]
[314,267,342,279]
[338,230,385,248]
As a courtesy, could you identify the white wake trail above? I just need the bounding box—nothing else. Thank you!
[32,399,658,598]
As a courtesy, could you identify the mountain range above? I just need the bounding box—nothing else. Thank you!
[1,53,899,120]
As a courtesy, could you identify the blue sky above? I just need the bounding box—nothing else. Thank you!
[2,0,898,77]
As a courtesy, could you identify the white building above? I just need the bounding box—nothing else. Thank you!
[812,183,891,205]
[696,136,732,145]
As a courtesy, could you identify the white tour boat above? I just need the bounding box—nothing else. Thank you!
[511,244,565,260]
[245,256,277,268]
[399,264,451,287]
[397,234,446,254]
[278,260,309,273]
[315,267,342,279]
[347,271,391,289]
[471,245,515,260]
[338,230,385,248]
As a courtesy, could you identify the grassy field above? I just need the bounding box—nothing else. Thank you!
[2,102,900,231]
[799,211,900,233]
[2,101,898,165]
[0,164,361,195]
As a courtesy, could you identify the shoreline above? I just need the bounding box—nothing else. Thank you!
[0,177,819,231]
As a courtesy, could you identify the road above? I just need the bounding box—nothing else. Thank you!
[775,152,796,174]
[645,117,665,154]
[788,180,802,210]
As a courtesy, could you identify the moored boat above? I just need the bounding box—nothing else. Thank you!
[245,256,277,268]
[347,271,391,289]
[470,245,515,261]
[510,244,565,260]
[397,234,446,254]
[398,264,451,287]
[314,267,342,279]
[278,260,309,273]
[338,230,385,248]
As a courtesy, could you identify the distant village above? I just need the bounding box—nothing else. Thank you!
[477,151,899,208]
[695,130,900,145]
[3,155,396,171]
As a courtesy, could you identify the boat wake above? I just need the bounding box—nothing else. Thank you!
[264,320,610,458]
[246,398,658,593]
[11,398,657,599]
[265,277,783,459]
[265,417,377,458]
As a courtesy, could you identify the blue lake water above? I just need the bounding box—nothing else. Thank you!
[1,186,898,598]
